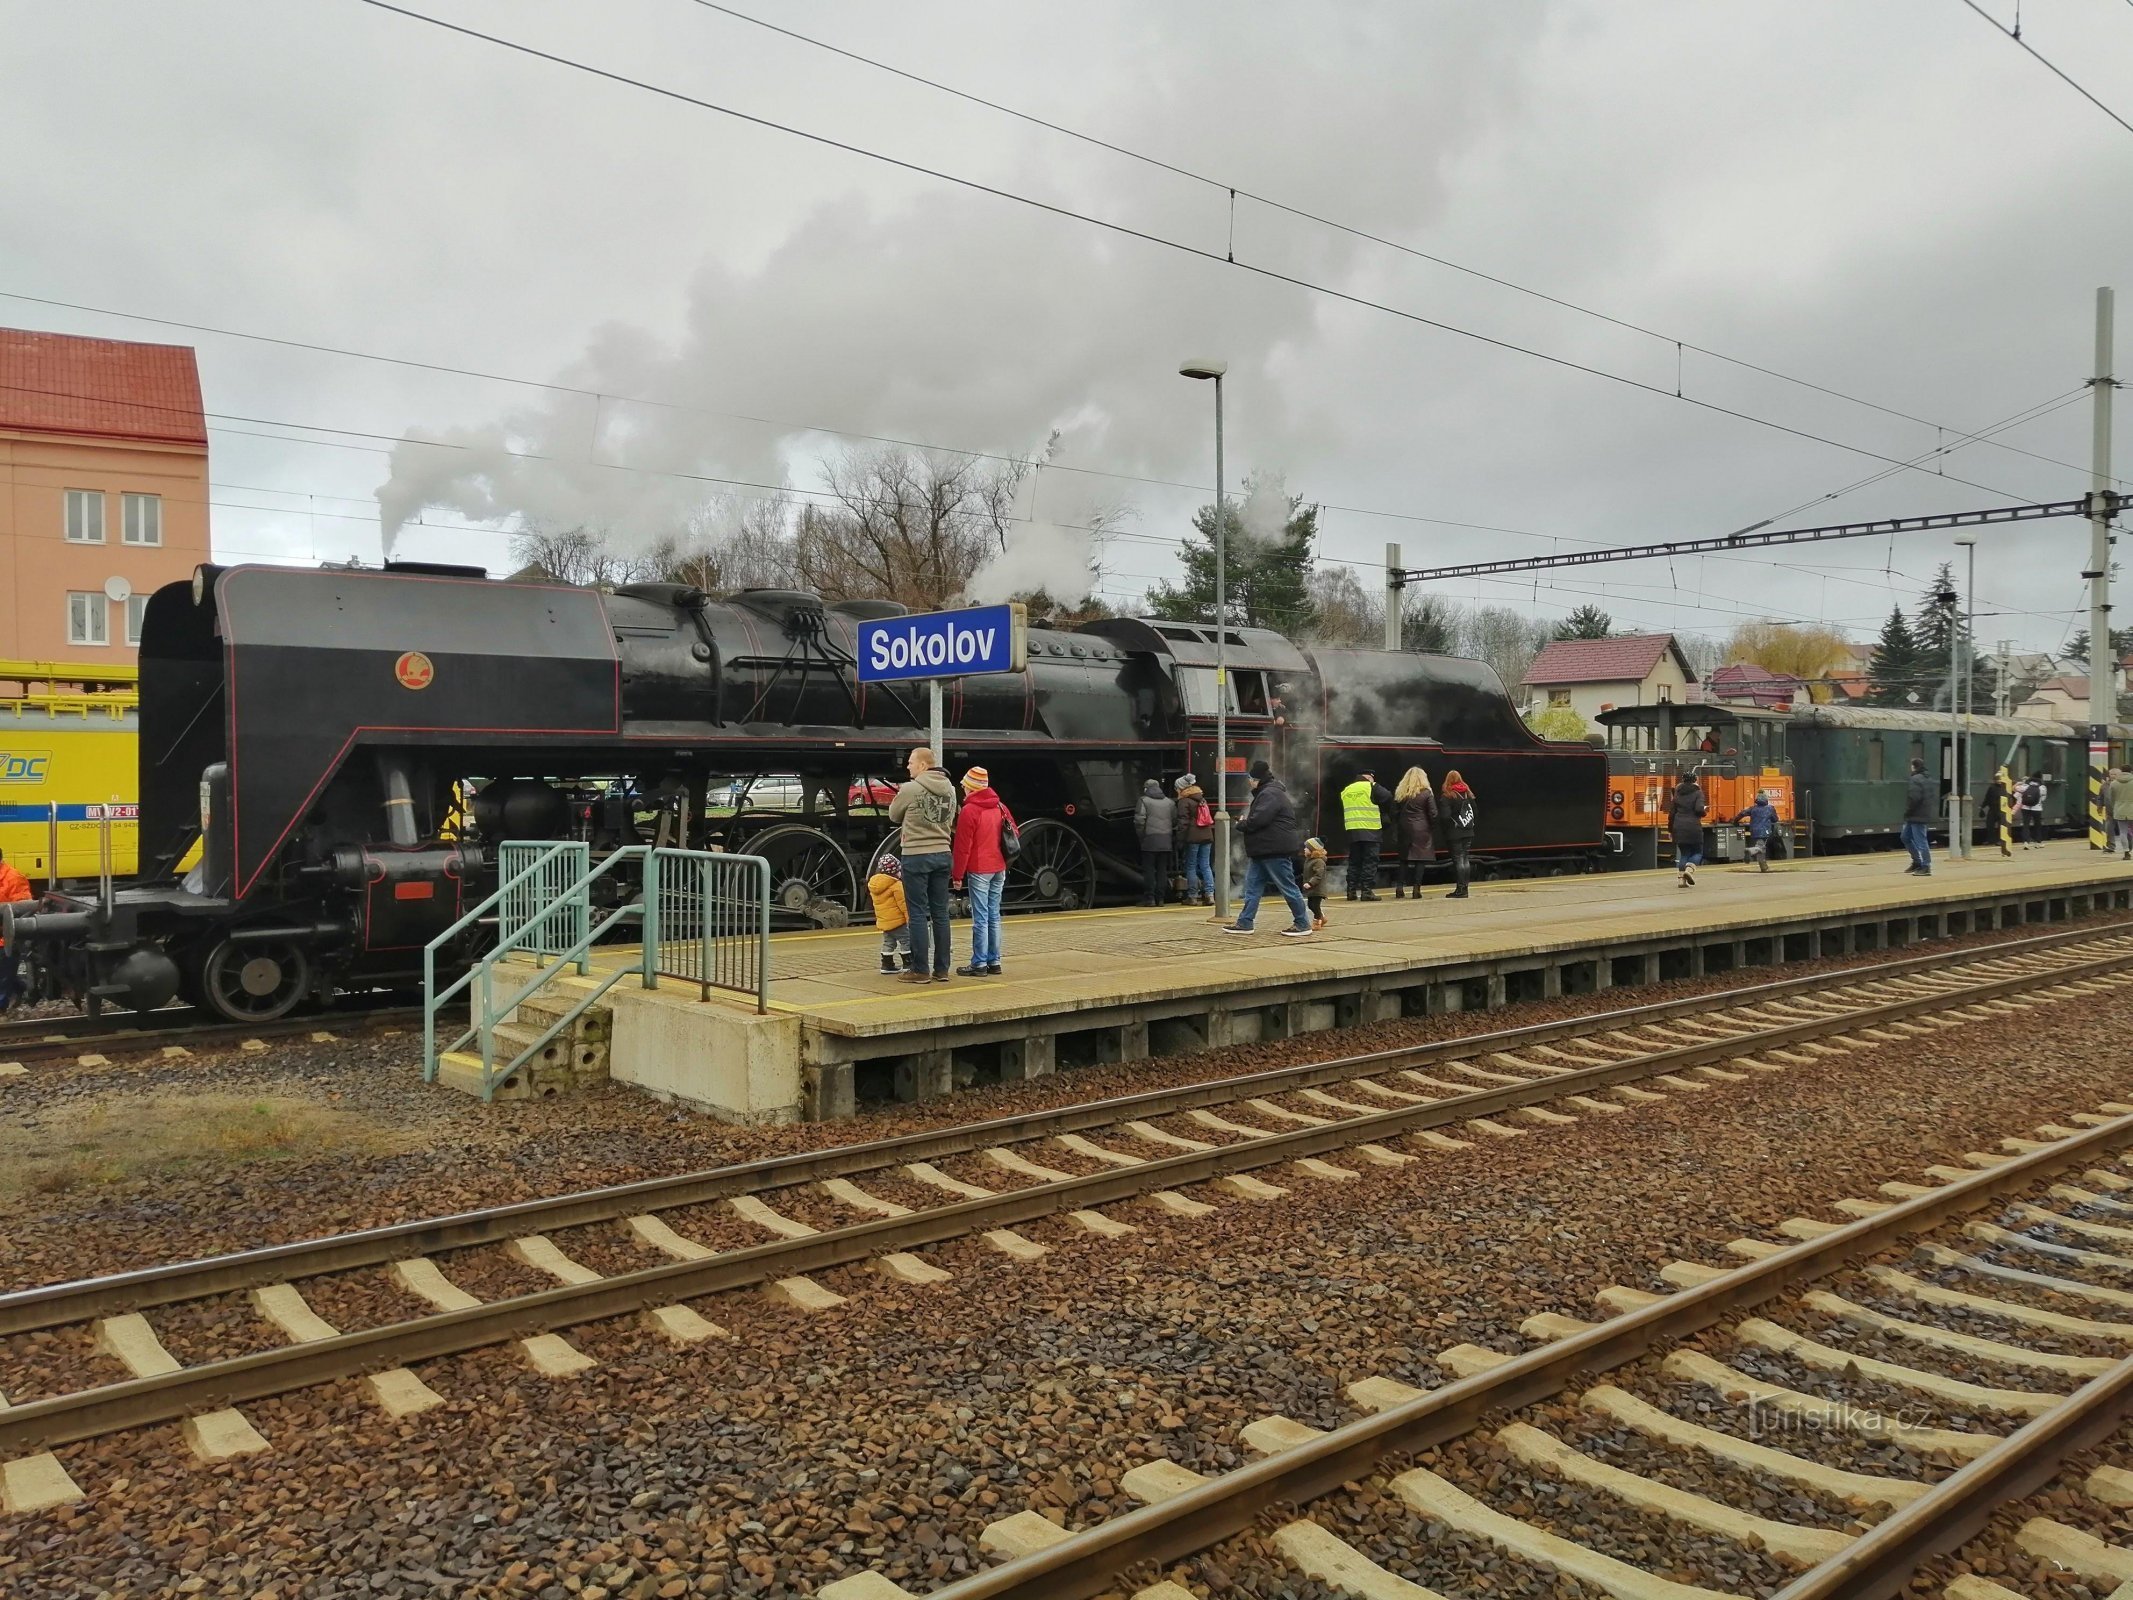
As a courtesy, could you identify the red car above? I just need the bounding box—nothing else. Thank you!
[847,779,897,807]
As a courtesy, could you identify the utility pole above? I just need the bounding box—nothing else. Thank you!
[1996,638,2015,717]
[1384,543,1403,651]
[2088,287,2116,849]
[1945,574,1964,859]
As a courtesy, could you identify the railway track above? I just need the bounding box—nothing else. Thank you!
[3,920,2133,1520]
[0,996,429,1068]
[818,1102,2133,1600]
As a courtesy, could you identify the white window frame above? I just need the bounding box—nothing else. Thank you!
[67,591,109,646]
[125,592,148,645]
[64,488,106,544]
[121,492,162,546]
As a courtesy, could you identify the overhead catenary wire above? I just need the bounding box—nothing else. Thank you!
[14,369,2071,638]
[685,0,2114,485]
[342,0,2071,507]
[1954,0,2133,137]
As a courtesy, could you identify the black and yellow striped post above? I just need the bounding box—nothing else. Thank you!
[2090,736,2110,851]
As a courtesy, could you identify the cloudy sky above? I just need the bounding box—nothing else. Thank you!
[5,0,2130,653]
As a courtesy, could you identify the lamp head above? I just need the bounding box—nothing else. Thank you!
[1178,359,1227,381]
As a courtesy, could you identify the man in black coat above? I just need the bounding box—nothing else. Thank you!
[1224,761,1314,936]
[1901,756,1934,876]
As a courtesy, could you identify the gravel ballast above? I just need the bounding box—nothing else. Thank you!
[3,935,2133,1595]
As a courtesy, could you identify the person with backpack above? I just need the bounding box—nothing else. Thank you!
[1392,767,1438,899]
[1731,790,1779,873]
[1440,771,1478,899]
[1668,775,1708,887]
[1174,774,1215,906]
[1133,778,1177,906]
[2016,774,2047,849]
[1223,761,1313,937]
[949,766,1015,976]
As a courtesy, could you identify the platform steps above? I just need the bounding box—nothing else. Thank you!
[437,973,615,1100]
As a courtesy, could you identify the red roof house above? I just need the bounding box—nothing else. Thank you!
[1521,633,1697,725]
[0,326,211,664]
[1705,661,1805,709]
[0,326,207,447]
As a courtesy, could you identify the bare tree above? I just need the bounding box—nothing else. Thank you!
[648,496,801,592]
[793,445,1033,610]
[1454,605,1554,691]
[508,522,661,586]
[1303,565,1382,646]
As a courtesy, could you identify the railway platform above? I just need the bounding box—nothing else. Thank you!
[590,842,2133,1124]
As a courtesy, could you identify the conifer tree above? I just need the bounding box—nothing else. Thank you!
[1864,605,1921,707]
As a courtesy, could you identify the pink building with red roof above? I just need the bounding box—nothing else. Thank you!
[0,326,210,665]
[1520,633,1697,729]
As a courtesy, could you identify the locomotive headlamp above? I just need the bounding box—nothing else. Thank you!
[192,567,207,605]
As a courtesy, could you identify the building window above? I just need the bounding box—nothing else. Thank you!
[122,492,162,546]
[1547,688,1571,706]
[65,489,105,543]
[67,592,108,646]
[1656,683,1673,704]
[125,593,148,645]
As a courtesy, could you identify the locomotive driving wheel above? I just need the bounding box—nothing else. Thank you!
[200,938,313,1023]
[746,823,857,928]
[1004,819,1096,911]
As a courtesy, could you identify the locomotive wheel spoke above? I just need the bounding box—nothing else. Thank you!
[1006,819,1095,911]
[200,938,311,1024]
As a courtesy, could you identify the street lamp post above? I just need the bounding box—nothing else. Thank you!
[1180,358,1230,918]
[1956,537,1977,858]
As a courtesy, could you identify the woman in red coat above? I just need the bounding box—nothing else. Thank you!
[949,767,1016,976]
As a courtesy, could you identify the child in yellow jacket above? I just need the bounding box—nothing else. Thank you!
[867,843,911,975]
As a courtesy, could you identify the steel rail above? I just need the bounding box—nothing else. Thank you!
[0,922,2124,1341]
[1,946,2129,1455]
[0,999,428,1066]
[1,919,2123,1339]
[1770,1351,2133,1600]
[909,1107,2133,1600]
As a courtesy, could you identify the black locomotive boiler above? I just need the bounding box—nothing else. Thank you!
[3,562,1609,1022]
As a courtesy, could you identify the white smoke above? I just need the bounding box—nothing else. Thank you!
[1235,470,1295,551]
[963,519,1100,606]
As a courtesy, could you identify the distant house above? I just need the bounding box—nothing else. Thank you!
[1520,634,1697,730]
[2015,661,2131,723]
[1704,661,1806,710]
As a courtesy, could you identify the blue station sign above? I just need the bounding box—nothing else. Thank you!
[857,603,1027,684]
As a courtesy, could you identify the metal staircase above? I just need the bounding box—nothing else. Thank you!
[423,842,771,1101]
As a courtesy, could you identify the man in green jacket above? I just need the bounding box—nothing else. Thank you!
[1339,767,1394,901]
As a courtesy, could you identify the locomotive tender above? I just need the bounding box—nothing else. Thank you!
[4,562,1607,1022]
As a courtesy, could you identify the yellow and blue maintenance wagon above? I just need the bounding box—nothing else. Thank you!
[0,661,141,886]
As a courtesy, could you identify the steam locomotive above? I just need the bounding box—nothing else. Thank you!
[3,562,1608,1022]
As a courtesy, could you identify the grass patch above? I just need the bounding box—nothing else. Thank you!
[0,1092,416,1200]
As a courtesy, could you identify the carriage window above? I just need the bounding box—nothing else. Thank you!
[1232,670,1269,715]
[1867,739,1885,781]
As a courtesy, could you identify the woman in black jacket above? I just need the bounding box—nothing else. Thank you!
[1440,770,1478,900]
[1668,776,1708,888]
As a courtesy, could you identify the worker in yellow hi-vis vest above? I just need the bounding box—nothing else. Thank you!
[1339,767,1395,901]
